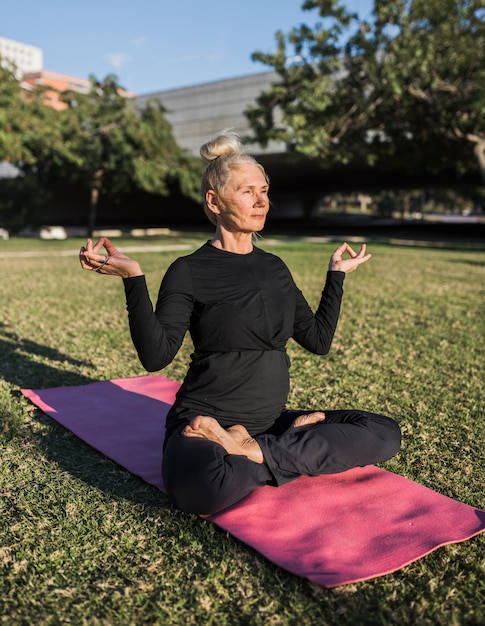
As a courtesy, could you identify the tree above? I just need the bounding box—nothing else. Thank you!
[0,62,61,232]
[246,0,485,183]
[0,69,201,234]
[57,75,201,236]
[0,61,26,162]
[0,61,60,166]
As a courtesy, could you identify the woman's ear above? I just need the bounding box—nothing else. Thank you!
[206,190,221,217]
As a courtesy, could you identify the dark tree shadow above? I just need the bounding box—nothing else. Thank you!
[449,258,485,267]
[36,414,172,509]
[0,322,92,390]
[0,322,171,508]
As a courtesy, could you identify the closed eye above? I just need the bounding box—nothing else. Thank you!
[240,186,269,194]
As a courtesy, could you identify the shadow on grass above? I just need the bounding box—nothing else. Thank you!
[0,322,93,441]
[37,416,173,509]
[0,323,172,509]
[0,323,92,389]
[450,258,485,267]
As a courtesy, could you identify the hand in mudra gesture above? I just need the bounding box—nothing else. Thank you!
[328,242,371,274]
[79,237,143,279]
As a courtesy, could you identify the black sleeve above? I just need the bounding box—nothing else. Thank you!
[292,271,345,355]
[123,258,194,371]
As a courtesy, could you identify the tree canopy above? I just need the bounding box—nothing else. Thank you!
[55,75,201,233]
[246,0,485,183]
[0,62,27,162]
[0,69,201,233]
[0,62,60,167]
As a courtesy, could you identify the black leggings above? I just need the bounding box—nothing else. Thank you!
[162,409,401,515]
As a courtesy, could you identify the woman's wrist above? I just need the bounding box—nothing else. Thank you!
[122,262,144,279]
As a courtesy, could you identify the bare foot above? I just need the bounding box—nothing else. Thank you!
[182,416,264,464]
[292,411,326,428]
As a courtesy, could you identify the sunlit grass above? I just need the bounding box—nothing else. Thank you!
[0,235,484,625]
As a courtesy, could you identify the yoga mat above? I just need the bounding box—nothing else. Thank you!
[22,375,485,588]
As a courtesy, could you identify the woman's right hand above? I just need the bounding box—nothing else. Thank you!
[79,237,144,279]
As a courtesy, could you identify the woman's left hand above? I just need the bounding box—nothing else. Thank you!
[328,242,372,273]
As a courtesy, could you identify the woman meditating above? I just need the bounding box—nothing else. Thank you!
[79,130,401,515]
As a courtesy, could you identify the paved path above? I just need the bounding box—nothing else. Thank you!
[0,244,195,259]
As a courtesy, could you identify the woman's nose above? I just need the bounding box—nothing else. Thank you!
[254,192,266,206]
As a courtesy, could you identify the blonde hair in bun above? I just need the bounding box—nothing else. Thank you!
[200,129,269,225]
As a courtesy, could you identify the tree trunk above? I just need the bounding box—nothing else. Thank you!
[87,169,103,238]
[301,193,321,220]
[87,187,98,239]
[473,140,485,186]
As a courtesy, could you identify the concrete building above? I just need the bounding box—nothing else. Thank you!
[0,35,43,77]
[136,71,284,157]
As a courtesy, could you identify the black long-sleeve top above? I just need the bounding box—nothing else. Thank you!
[123,242,345,440]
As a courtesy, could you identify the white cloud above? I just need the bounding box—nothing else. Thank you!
[132,37,146,47]
[107,52,131,69]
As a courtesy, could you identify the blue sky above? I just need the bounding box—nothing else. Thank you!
[1,0,373,96]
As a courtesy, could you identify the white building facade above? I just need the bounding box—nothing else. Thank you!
[0,35,43,77]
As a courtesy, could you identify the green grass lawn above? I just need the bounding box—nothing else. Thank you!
[0,234,484,625]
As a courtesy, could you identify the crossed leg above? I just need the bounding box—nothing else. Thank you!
[182,412,328,463]
[163,410,401,514]
[257,409,402,486]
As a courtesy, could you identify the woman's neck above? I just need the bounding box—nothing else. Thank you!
[210,228,254,254]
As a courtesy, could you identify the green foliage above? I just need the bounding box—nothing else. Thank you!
[128,98,202,200]
[54,76,202,231]
[0,62,26,161]
[0,63,58,168]
[0,62,66,170]
[247,0,485,181]
[0,70,202,233]
[355,0,485,178]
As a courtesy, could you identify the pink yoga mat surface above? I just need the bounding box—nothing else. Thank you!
[22,375,485,588]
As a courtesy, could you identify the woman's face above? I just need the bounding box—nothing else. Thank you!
[208,163,269,233]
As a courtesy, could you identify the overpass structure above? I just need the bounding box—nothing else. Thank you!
[135,71,283,157]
